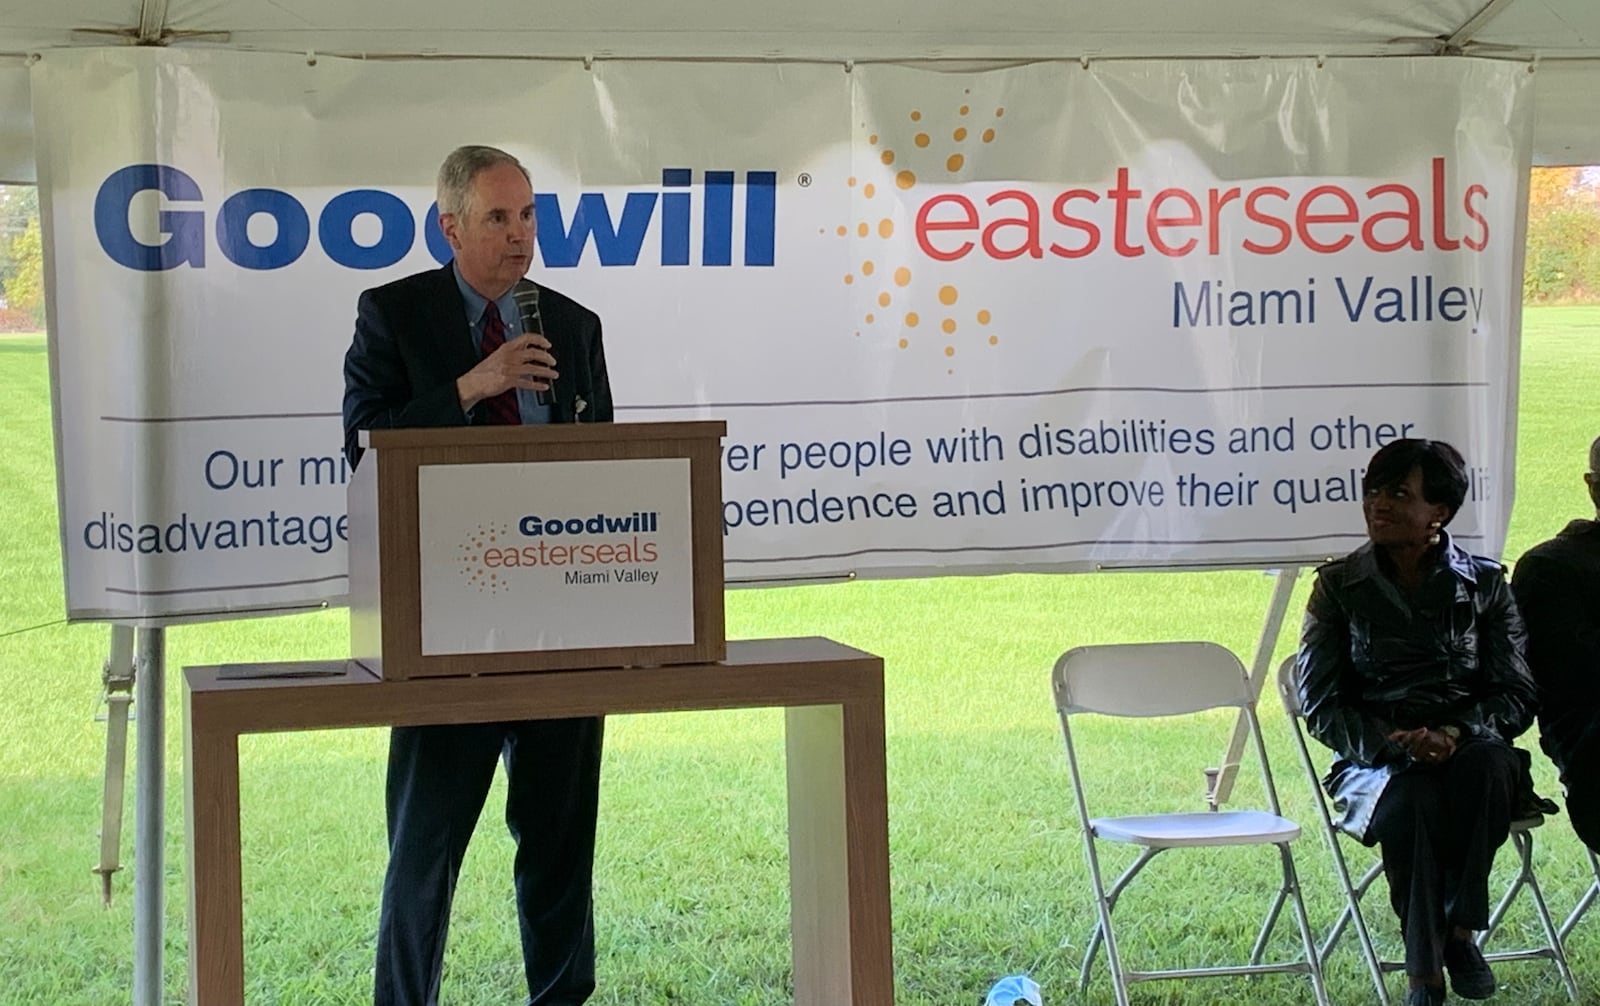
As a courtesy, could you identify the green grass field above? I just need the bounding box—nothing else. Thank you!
[3,311,1599,1004]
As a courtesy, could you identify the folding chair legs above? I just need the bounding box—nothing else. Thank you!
[1326,832,1583,1004]
[1559,847,1599,944]
[1077,846,1159,1003]
[1320,857,1397,1004]
[1076,843,1329,1006]
[1276,843,1332,1006]
[1477,828,1579,1002]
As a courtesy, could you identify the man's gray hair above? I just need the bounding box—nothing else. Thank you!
[436,145,529,219]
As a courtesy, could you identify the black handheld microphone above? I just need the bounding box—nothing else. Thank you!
[512,281,549,406]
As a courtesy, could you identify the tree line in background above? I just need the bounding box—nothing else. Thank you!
[1524,167,1600,303]
[2,168,1598,332]
[0,185,40,330]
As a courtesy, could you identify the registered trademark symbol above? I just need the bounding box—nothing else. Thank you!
[797,173,813,187]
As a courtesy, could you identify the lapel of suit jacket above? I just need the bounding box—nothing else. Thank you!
[430,263,481,401]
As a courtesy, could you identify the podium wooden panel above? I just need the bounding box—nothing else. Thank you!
[349,421,726,679]
[183,637,895,1006]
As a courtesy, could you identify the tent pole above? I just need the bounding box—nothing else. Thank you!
[134,626,166,1006]
[1207,567,1300,810]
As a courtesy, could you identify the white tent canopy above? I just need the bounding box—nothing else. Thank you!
[2,0,1599,182]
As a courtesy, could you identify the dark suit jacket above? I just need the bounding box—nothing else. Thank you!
[342,263,612,467]
[1512,518,1600,772]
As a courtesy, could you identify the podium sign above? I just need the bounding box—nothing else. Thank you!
[416,458,696,656]
[349,421,725,679]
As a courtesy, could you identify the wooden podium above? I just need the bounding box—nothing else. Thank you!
[348,421,726,678]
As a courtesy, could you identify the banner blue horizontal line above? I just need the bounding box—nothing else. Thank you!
[622,380,1490,411]
[95,381,1488,422]
[726,531,1485,564]
[104,573,349,596]
[99,411,341,423]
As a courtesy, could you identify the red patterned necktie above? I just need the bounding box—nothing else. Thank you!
[478,300,522,425]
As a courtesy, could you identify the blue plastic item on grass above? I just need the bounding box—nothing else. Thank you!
[983,973,1042,1006]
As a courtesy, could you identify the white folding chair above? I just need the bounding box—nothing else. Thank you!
[1277,656,1581,1004]
[1052,641,1328,1006]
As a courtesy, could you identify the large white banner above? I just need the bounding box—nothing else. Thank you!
[32,51,1530,621]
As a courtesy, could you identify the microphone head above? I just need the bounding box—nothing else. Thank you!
[512,281,543,335]
[512,281,540,312]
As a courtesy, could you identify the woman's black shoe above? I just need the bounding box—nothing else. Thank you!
[1444,938,1498,999]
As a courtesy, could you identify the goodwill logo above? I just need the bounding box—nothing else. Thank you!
[456,511,663,595]
[92,164,778,271]
[838,91,1499,374]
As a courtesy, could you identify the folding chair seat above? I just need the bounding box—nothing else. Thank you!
[1051,641,1328,1006]
[1277,656,1581,1004]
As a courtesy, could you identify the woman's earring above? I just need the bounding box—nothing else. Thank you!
[1428,520,1442,545]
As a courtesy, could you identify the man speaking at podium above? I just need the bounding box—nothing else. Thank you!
[342,144,613,1006]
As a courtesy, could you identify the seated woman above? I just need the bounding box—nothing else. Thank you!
[1297,438,1538,1006]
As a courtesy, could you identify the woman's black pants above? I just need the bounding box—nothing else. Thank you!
[1367,738,1520,979]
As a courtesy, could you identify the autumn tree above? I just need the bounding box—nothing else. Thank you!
[1,216,44,326]
[1524,166,1600,303]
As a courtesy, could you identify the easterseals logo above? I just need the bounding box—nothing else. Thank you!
[833,92,1495,374]
[93,165,777,272]
[455,513,661,594]
[829,96,1008,377]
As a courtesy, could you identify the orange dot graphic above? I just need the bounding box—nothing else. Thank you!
[944,345,956,357]
[910,110,922,121]
[905,312,920,327]
[878,218,894,238]
[844,274,854,284]
[915,133,930,148]
[959,104,970,115]
[863,183,876,198]
[865,313,875,323]
[939,285,959,305]
[896,170,917,189]
[995,107,1005,117]
[881,150,895,165]
[942,318,957,334]
[878,292,892,307]
[836,225,847,236]
[982,128,996,143]
[977,309,991,324]
[988,335,999,345]
[862,260,875,276]
[898,338,909,348]
[947,154,965,172]
[857,222,869,237]
[953,127,968,141]
[894,266,912,286]
[868,134,878,145]
[848,176,857,187]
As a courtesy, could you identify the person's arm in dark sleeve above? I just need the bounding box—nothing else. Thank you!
[342,288,468,468]
[1467,569,1539,741]
[1297,572,1407,765]
[1512,554,1600,711]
